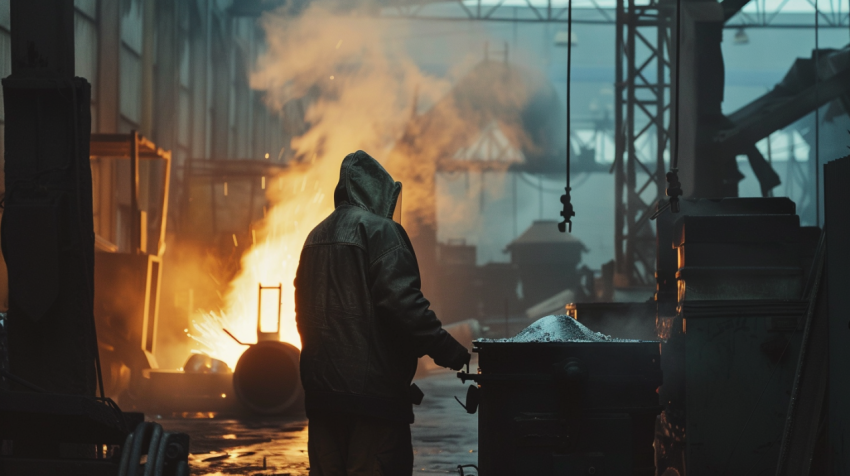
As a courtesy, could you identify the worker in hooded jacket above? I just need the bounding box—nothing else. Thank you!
[294,150,471,475]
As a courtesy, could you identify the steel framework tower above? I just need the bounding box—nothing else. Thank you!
[383,0,847,285]
[613,0,672,286]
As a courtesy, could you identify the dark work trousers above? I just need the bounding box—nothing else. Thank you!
[308,412,413,476]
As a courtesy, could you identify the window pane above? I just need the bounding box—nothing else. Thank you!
[178,0,189,30]
[74,13,98,100]
[179,37,190,87]
[178,89,190,147]
[74,0,97,19]
[90,103,97,133]
[120,0,143,53]
[119,45,141,124]
[0,0,9,31]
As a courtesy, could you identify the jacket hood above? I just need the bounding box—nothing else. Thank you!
[333,150,401,219]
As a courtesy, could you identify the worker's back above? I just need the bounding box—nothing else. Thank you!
[294,150,469,425]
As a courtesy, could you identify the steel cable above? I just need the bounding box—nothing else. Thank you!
[665,0,684,213]
[558,0,576,233]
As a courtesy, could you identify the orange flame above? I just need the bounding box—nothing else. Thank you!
[184,3,470,368]
[187,164,336,368]
[186,4,537,368]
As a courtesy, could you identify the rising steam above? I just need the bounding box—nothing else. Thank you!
[188,3,556,368]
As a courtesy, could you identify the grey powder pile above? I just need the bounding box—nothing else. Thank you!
[482,315,632,343]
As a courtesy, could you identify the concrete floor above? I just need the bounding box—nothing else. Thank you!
[158,365,479,475]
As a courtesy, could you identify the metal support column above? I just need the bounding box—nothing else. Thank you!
[2,0,96,396]
[614,0,672,286]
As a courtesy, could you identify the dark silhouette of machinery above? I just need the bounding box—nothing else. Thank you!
[227,284,304,415]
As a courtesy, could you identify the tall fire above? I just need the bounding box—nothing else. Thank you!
[185,5,459,369]
[181,0,553,373]
[188,165,329,369]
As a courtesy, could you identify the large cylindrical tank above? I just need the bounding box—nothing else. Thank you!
[233,341,303,414]
[461,316,662,476]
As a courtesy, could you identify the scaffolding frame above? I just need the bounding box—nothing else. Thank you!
[613,0,672,286]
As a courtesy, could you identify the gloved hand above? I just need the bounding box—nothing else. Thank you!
[449,351,471,371]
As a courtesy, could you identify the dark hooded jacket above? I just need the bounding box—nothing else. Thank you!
[294,151,469,423]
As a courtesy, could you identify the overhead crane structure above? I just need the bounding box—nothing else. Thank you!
[381,0,850,28]
[612,0,670,286]
[383,0,848,286]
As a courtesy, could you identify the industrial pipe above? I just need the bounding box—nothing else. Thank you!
[233,340,302,414]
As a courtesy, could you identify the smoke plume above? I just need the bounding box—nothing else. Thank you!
[188,2,557,367]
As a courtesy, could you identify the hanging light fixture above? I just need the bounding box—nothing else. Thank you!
[554,30,578,47]
[733,27,749,45]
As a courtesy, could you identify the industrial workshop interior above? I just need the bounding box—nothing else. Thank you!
[2,0,850,474]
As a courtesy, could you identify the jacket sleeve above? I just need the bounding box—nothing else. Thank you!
[369,242,470,371]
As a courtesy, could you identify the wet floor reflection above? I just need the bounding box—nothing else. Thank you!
[156,367,478,475]
[160,416,310,475]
